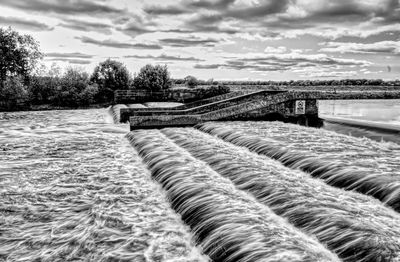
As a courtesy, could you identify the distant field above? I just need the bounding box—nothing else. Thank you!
[227,84,400,92]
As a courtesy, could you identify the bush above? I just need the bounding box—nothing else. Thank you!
[184,75,198,88]
[79,84,99,105]
[0,76,29,110]
[52,67,97,107]
[28,76,59,104]
[133,64,171,91]
[91,59,131,102]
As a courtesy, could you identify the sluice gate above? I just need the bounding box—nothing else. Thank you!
[114,90,400,130]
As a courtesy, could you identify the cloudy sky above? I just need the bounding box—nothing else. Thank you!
[1,0,399,80]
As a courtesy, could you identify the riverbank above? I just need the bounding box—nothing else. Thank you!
[2,86,399,113]
[0,103,111,113]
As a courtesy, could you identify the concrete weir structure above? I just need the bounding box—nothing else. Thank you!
[114,90,400,130]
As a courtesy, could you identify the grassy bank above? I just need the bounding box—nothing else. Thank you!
[0,103,111,113]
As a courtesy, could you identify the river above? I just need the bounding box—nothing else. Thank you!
[0,109,207,262]
[1,103,400,261]
[319,99,400,143]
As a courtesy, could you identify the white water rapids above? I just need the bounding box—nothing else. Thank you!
[0,109,207,262]
[2,105,400,261]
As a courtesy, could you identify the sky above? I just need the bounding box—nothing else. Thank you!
[0,0,399,81]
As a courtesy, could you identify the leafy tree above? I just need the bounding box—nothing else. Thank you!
[0,27,43,87]
[63,67,89,92]
[29,76,58,104]
[29,63,62,104]
[0,76,29,110]
[79,84,99,105]
[184,75,198,88]
[52,67,91,107]
[90,59,131,102]
[133,64,171,91]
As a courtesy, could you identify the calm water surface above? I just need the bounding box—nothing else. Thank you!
[319,99,400,143]
[319,99,400,124]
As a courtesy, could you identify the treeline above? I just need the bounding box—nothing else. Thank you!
[1,58,136,110]
[0,27,207,110]
[173,76,218,86]
[219,79,400,86]
[1,60,214,111]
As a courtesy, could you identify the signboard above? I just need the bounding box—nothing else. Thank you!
[295,100,306,114]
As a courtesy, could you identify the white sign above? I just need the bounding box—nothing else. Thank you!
[295,100,306,114]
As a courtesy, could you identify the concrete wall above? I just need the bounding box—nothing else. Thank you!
[128,90,400,129]
[120,91,287,122]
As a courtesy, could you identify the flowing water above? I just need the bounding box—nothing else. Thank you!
[198,121,400,211]
[128,130,339,262]
[0,109,207,262]
[2,104,400,261]
[162,127,400,261]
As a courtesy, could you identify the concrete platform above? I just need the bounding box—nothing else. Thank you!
[120,90,400,130]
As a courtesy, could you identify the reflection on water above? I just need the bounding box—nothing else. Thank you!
[318,99,400,143]
[0,109,206,261]
[319,99,400,124]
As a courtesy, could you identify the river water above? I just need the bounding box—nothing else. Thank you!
[0,109,207,262]
[319,99,400,143]
[1,102,400,261]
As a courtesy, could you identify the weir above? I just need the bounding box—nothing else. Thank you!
[115,90,400,130]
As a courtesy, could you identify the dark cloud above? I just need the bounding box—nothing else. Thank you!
[0,0,125,16]
[144,0,287,34]
[0,16,53,31]
[188,0,236,10]
[139,0,400,40]
[76,36,162,49]
[225,0,290,19]
[378,0,400,23]
[257,0,400,34]
[184,14,239,34]
[188,13,224,25]
[46,58,92,65]
[45,52,94,59]
[264,3,374,30]
[194,53,371,72]
[159,37,219,47]
[310,2,372,18]
[191,25,239,34]
[194,64,222,69]
[161,29,194,33]
[58,18,113,34]
[320,41,400,54]
[117,23,153,37]
[143,0,236,16]
[112,17,131,25]
[143,5,187,15]
[236,54,370,66]
[124,54,204,62]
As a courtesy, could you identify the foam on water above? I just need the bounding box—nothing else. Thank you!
[197,122,400,212]
[109,105,128,124]
[128,130,339,262]
[0,109,207,261]
[200,121,400,175]
[163,127,400,261]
